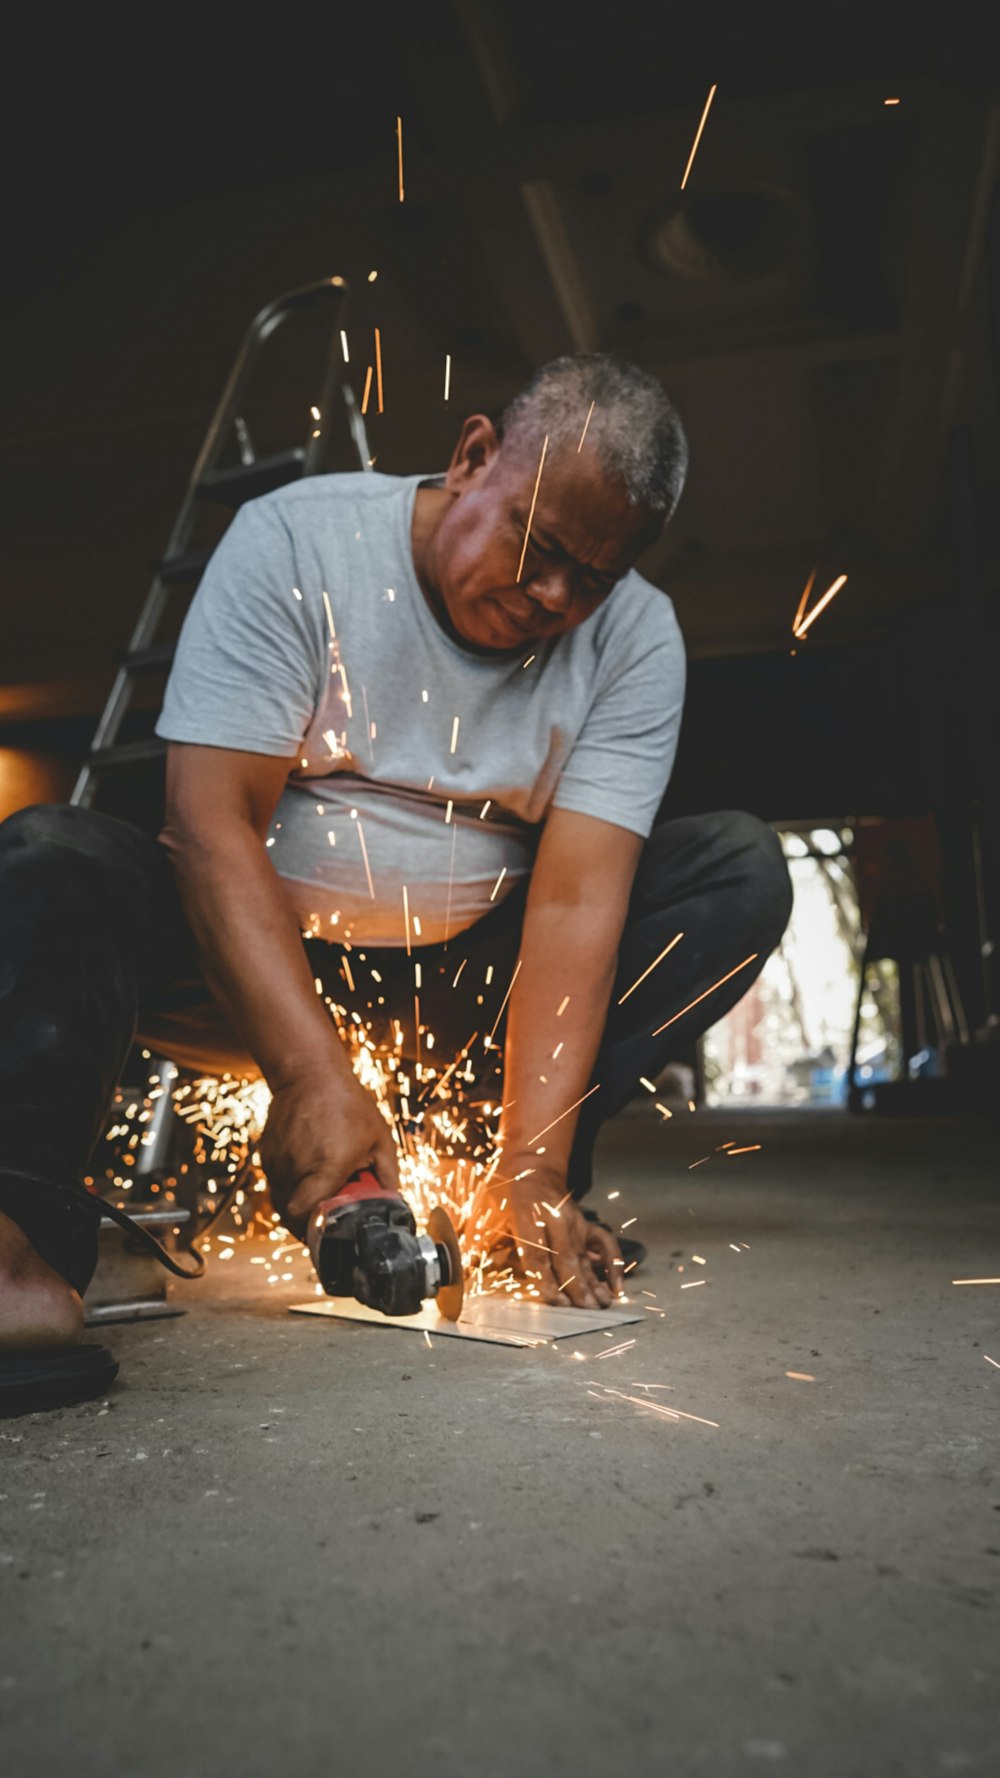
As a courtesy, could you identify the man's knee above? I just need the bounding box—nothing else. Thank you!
[0,804,166,943]
[719,810,793,948]
[1,801,103,862]
[0,805,119,908]
[0,802,155,879]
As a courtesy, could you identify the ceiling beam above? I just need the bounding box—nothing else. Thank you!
[454,0,599,352]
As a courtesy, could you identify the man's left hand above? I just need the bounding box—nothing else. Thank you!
[468,1162,623,1309]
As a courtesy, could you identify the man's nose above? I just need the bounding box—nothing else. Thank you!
[528,566,574,615]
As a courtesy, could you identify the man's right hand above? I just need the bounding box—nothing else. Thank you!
[259,1066,400,1239]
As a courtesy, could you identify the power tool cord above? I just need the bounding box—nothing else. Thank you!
[78,1188,206,1278]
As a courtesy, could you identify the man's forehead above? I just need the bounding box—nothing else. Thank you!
[500,438,652,557]
[503,437,628,513]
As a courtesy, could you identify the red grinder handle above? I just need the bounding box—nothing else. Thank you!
[312,1168,407,1225]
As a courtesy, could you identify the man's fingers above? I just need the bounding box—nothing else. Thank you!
[584,1222,625,1298]
[284,1170,340,1236]
[373,1127,400,1194]
[551,1238,601,1309]
[554,1270,598,1310]
[503,1206,565,1304]
[580,1252,614,1309]
[533,1275,565,1307]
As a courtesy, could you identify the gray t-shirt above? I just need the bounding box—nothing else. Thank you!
[156,471,686,946]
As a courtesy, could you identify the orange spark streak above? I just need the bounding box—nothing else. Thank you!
[402,884,412,956]
[526,1082,600,1146]
[951,1278,1000,1286]
[786,1371,815,1381]
[557,995,570,1016]
[396,115,404,202]
[374,329,383,414]
[577,400,595,452]
[322,590,336,643]
[485,958,521,1050]
[341,955,356,994]
[516,434,549,582]
[450,715,460,754]
[796,573,847,639]
[680,83,718,190]
[652,953,758,1036]
[489,866,507,902]
[356,820,375,899]
[361,365,373,414]
[596,1384,720,1429]
[727,1144,762,1155]
[414,993,421,1070]
[617,931,684,1004]
[630,1396,718,1429]
[791,567,816,636]
[424,1036,478,1104]
[444,354,451,401]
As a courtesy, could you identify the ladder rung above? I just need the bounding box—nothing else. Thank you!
[86,737,167,771]
[153,550,213,585]
[197,448,306,508]
[115,645,175,674]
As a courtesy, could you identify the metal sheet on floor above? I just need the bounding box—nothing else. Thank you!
[288,1294,644,1346]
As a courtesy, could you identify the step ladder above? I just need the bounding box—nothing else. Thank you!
[72,276,370,808]
[73,278,371,1311]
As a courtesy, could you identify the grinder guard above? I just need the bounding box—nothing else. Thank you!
[308,1171,462,1319]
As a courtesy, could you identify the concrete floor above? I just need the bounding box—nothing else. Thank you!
[2,1108,998,1778]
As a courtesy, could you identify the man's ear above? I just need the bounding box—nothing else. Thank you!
[443,414,501,494]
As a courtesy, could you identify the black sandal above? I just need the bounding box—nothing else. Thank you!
[0,1344,119,1418]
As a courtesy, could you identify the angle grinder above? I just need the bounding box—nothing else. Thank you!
[307,1169,464,1320]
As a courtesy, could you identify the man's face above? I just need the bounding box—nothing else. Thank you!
[423,416,663,652]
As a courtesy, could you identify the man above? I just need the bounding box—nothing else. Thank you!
[0,354,792,1380]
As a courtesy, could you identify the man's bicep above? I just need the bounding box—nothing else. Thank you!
[530,807,643,915]
[163,743,293,845]
[156,503,321,757]
[553,613,685,837]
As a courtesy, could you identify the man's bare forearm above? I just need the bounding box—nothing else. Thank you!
[161,825,350,1092]
[498,902,618,1176]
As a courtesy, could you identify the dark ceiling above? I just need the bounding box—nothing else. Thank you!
[1,3,997,820]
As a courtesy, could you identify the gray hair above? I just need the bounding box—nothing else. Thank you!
[497,354,688,518]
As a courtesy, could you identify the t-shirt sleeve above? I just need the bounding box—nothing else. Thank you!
[156,498,323,757]
[551,593,686,837]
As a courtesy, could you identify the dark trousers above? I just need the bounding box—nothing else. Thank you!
[0,803,792,1292]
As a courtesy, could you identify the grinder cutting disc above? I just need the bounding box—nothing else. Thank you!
[426,1206,464,1322]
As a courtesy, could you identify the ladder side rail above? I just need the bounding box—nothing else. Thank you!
[340,379,373,473]
[72,279,352,806]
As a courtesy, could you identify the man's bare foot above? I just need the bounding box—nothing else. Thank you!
[0,1210,85,1353]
